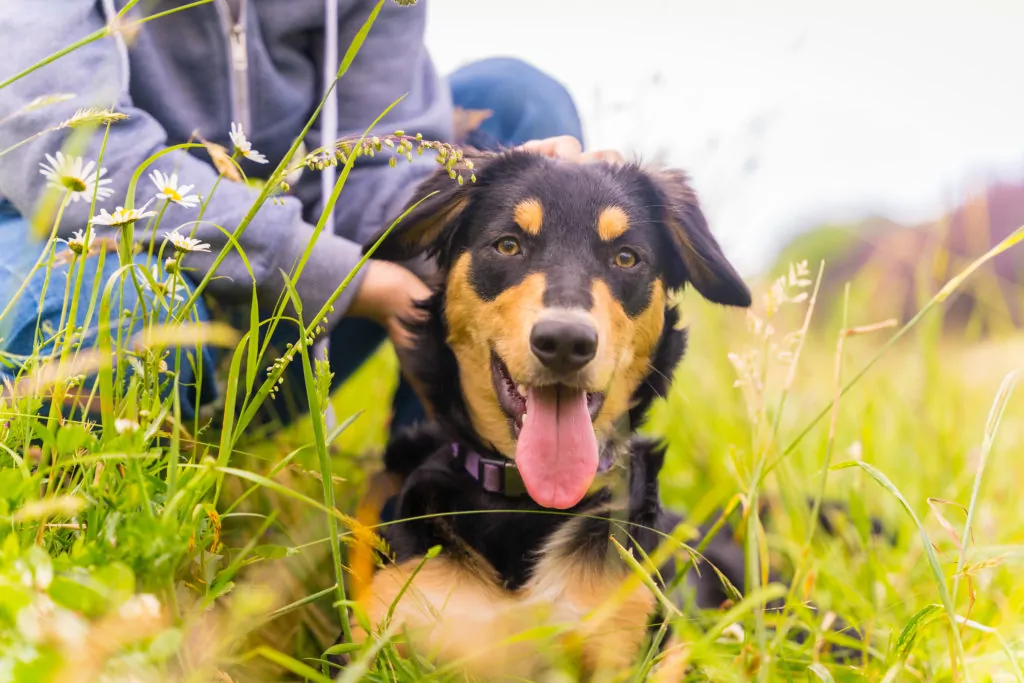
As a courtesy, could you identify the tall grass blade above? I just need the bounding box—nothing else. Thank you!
[808,662,836,683]
[895,604,944,660]
[834,460,971,681]
[953,371,1019,606]
[245,645,334,683]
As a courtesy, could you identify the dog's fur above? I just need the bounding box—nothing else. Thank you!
[342,151,762,677]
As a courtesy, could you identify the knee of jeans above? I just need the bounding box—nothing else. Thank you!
[451,57,566,95]
[450,57,583,145]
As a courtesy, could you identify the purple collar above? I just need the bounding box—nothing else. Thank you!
[453,443,619,498]
[451,439,633,562]
[454,444,528,497]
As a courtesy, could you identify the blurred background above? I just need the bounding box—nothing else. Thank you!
[427,0,1024,335]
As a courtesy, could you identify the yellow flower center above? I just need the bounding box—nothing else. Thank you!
[62,176,87,192]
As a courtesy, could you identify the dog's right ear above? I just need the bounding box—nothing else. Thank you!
[363,166,478,262]
[641,167,752,308]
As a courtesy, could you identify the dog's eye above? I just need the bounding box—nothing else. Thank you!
[613,248,639,269]
[494,236,522,256]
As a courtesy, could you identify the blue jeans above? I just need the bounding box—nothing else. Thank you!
[0,57,583,432]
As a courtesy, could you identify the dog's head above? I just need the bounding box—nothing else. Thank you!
[367,151,750,509]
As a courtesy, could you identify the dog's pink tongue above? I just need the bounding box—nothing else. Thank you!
[515,386,598,509]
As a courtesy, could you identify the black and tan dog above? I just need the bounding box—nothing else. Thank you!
[343,150,755,677]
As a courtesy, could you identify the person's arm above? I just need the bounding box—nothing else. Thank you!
[0,0,445,337]
[304,0,456,249]
[300,0,455,336]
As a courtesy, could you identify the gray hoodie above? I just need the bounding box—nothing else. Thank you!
[0,0,452,329]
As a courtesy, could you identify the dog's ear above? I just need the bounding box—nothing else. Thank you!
[363,158,486,262]
[645,168,752,308]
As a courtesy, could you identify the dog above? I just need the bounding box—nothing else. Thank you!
[339,149,760,678]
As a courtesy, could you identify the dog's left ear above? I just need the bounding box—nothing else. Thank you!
[644,168,752,308]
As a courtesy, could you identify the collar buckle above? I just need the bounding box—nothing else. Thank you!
[455,444,528,497]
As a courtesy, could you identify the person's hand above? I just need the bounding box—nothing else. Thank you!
[349,260,434,414]
[516,135,625,165]
[350,260,430,344]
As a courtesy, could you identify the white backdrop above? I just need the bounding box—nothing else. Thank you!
[425,0,1024,276]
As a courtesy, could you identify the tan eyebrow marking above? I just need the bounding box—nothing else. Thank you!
[597,206,630,241]
[513,198,544,235]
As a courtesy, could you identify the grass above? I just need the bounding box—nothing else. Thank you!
[3,5,1024,681]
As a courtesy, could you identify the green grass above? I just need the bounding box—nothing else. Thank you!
[3,5,1024,681]
[4,241,1024,682]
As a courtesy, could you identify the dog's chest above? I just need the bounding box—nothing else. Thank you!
[361,524,655,678]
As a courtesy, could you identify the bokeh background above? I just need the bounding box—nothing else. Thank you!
[427,0,1024,334]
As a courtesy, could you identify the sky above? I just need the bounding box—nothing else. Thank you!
[425,0,1024,276]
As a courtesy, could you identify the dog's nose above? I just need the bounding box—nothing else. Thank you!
[530,318,598,373]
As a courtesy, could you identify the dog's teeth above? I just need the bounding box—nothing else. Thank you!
[517,384,527,397]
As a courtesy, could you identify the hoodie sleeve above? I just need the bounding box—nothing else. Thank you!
[0,0,452,331]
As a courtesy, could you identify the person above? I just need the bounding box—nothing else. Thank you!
[0,1,609,435]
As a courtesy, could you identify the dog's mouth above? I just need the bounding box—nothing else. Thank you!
[491,354,604,435]
[490,353,605,510]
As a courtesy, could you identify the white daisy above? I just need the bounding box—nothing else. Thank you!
[114,418,139,435]
[228,122,268,164]
[90,199,157,227]
[57,229,95,256]
[39,151,114,203]
[118,593,161,621]
[141,264,185,304]
[149,170,200,209]
[164,228,210,254]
